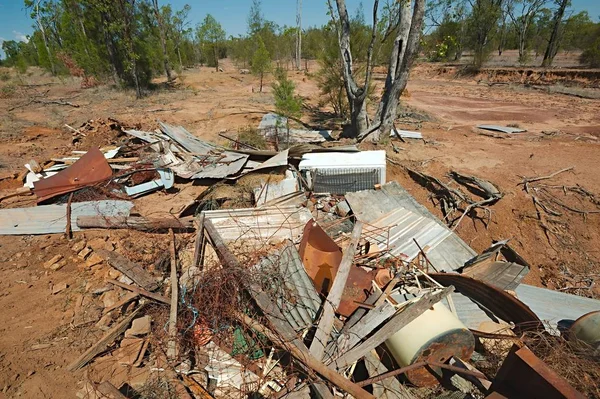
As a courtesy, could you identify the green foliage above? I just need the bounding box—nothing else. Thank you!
[272,68,302,119]
[272,67,302,146]
[234,126,268,150]
[196,14,226,69]
[316,25,349,118]
[465,0,503,67]
[580,29,600,67]
[251,37,271,92]
[0,83,17,98]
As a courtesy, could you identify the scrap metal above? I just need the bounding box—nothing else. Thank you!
[33,147,113,202]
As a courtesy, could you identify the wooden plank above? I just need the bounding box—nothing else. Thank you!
[96,249,159,291]
[328,286,454,370]
[77,215,194,232]
[67,305,143,371]
[364,351,414,399]
[192,214,205,269]
[167,228,178,361]
[103,292,138,315]
[310,222,363,361]
[324,301,396,361]
[97,381,128,399]
[107,279,169,305]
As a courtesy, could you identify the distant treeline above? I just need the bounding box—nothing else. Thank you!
[1,0,599,96]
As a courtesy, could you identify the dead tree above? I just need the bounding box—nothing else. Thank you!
[366,0,426,142]
[328,0,426,142]
[327,0,379,137]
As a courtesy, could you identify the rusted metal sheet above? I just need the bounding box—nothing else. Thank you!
[33,147,113,203]
[461,261,529,291]
[299,220,376,317]
[490,345,586,399]
[429,273,541,332]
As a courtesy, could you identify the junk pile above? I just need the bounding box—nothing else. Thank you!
[1,120,599,399]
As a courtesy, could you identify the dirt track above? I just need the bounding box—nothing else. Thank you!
[0,59,599,397]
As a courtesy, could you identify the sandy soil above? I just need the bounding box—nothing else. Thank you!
[0,58,599,397]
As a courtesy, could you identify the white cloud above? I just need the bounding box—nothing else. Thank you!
[13,31,29,43]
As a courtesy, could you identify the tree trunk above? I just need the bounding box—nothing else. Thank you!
[214,44,219,71]
[332,0,379,139]
[177,46,183,70]
[259,71,263,92]
[359,0,425,142]
[34,0,55,76]
[152,0,173,81]
[542,0,568,67]
[100,13,120,85]
[296,0,302,70]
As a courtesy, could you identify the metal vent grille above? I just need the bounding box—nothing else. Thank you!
[312,168,380,194]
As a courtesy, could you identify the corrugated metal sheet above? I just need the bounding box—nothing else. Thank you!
[159,123,249,179]
[0,200,134,235]
[364,207,451,261]
[202,205,312,242]
[346,182,600,330]
[390,129,423,139]
[477,125,526,134]
[345,182,475,272]
[255,241,321,332]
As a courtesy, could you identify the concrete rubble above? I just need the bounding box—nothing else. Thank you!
[0,118,597,399]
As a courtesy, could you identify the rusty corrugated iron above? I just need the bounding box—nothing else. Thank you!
[490,345,586,399]
[33,147,113,203]
[299,220,375,317]
[429,273,542,332]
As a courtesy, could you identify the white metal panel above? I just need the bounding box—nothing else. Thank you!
[0,200,134,235]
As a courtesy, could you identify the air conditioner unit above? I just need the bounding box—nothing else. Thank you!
[298,150,386,194]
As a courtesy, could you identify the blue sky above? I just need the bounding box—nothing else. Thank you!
[1,0,599,50]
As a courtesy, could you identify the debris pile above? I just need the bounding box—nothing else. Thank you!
[1,120,599,398]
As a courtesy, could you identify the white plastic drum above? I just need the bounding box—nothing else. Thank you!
[385,299,475,386]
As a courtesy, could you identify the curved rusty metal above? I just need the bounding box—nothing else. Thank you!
[299,220,375,317]
[429,273,542,332]
[33,147,113,203]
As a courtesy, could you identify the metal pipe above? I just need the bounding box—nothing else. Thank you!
[356,360,489,388]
